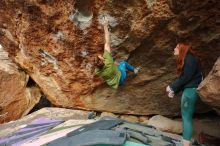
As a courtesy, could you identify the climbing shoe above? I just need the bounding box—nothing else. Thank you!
[134,66,142,75]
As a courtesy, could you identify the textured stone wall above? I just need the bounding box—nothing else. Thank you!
[0,0,219,117]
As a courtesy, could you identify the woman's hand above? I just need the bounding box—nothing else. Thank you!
[166,86,174,98]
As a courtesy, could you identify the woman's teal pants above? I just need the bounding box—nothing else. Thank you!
[181,88,199,141]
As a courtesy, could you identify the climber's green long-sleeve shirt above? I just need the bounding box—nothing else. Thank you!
[95,50,121,89]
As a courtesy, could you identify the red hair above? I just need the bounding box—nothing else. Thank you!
[176,43,191,75]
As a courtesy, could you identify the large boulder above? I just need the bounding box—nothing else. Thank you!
[0,45,41,123]
[198,57,220,114]
[0,0,219,116]
[148,115,182,134]
[147,115,220,138]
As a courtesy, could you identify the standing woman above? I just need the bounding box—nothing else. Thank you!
[166,42,203,146]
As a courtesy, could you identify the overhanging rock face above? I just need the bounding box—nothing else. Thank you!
[0,0,219,116]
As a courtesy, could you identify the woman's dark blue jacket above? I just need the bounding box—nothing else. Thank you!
[170,52,203,93]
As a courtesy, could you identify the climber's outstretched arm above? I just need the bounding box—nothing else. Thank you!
[103,17,111,53]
